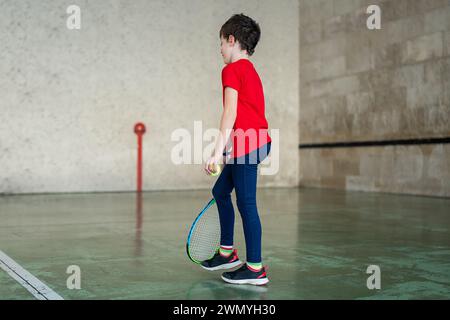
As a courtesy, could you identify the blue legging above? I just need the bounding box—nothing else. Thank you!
[212,143,271,263]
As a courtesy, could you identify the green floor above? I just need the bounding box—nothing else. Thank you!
[0,187,449,299]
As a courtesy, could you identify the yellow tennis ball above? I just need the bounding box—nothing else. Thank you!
[209,163,221,176]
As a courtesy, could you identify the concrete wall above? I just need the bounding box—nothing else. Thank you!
[299,0,450,197]
[0,0,299,194]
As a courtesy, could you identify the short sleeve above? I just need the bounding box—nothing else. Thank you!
[221,65,241,92]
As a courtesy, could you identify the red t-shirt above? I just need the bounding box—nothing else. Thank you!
[221,59,271,158]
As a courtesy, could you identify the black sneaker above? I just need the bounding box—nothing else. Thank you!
[201,249,242,271]
[221,264,269,286]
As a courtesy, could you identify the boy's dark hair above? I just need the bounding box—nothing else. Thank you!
[220,13,261,56]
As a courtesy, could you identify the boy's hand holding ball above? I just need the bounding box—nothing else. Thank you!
[204,154,222,177]
[208,163,221,176]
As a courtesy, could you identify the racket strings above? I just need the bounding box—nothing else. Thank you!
[188,206,221,262]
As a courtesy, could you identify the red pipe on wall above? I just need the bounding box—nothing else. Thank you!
[134,123,146,193]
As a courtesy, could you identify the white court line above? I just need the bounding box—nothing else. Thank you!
[0,250,64,300]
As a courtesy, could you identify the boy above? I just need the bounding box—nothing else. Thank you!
[203,14,272,286]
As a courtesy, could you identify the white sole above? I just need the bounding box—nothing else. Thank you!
[201,260,243,271]
[221,275,269,286]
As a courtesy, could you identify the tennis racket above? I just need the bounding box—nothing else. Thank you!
[186,198,221,264]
